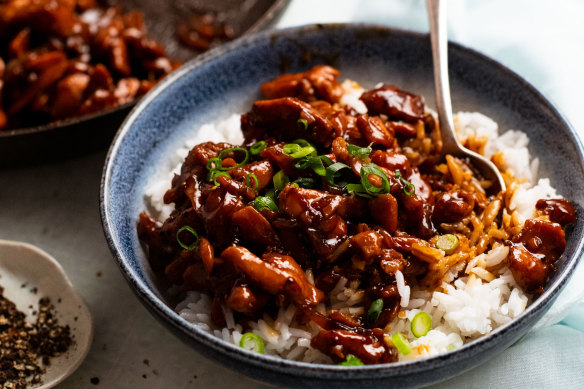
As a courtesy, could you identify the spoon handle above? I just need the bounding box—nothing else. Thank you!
[427,0,459,155]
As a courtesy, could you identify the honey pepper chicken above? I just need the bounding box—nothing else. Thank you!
[138,65,576,364]
[0,0,180,130]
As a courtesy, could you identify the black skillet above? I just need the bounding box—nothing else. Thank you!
[0,0,289,168]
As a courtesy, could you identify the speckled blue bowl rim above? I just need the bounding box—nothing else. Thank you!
[100,23,584,383]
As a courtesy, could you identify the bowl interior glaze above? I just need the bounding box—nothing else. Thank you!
[101,24,584,388]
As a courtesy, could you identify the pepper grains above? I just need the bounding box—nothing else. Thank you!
[0,287,72,388]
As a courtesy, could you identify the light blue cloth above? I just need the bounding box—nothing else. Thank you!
[276,1,584,386]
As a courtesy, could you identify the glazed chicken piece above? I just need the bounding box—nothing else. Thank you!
[356,114,395,148]
[311,328,398,364]
[260,65,344,103]
[360,84,425,123]
[509,219,567,292]
[225,284,269,315]
[200,187,245,250]
[278,186,366,260]
[231,206,280,247]
[368,194,399,234]
[221,247,324,306]
[0,0,77,37]
[258,143,301,175]
[535,199,577,226]
[229,160,275,191]
[432,190,476,224]
[242,97,339,148]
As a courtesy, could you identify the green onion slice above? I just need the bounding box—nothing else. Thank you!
[367,298,384,323]
[250,141,266,155]
[239,333,265,354]
[436,234,459,254]
[292,139,313,148]
[176,225,199,251]
[273,170,290,192]
[205,157,223,171]
[394,169,416,196]
[391,333,411,356]
[265,188,277,202]
[215,147,250,170]
[297,118,308,130]
[339,354,364,366]
[208,170,230,186]
[283,142,316,159]
[245,173,259,192]
[292,177,318,189]
[254,196,278,212]
[325,162,351,187]
[447,344,456,351]
[294,155,333,176]
[346,183,373,198]
[347,143,372,158]
[411,312,432,338]
[403,183,415,196]
[283,143,301,154]
[360,164,390,195]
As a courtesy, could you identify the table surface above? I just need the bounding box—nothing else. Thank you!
[1,1,584,388]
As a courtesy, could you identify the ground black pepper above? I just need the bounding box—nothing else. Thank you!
[0,286,73,388]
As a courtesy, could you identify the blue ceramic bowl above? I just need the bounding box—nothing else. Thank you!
[100,24,584,388]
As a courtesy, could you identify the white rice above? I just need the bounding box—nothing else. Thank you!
[147,81,558,363]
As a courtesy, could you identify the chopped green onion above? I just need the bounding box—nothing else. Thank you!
[239,332,265,354]
[403,183,415,196]
[391,333,411,356]
[411,312,432,338]
[346,183,373,198]
[292,139,314,148]
[325,162,351,187]
[250,141,266,155]
[297,118,308,130]
[254,196,278,212]
[265,188,277,203]
[367,298,384,324]
[292,177,318,189]
[215,147,250,170]
[436,234,459,255]
[207,170,230,186]
[294,155,333,176]
[294,157,312,170]
[339,354,364,366]
[176,225,199,251]
[283,143,316,159]
[446,344,456,351]
[273,170,289,192]
[347,143,372,158]
[394,169,416,196]
[283,143,301,154]
[205,157,222,171]
[246,173,259,192]
[360,164,390,195]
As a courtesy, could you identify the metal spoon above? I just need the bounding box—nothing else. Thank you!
[426,0,506,194]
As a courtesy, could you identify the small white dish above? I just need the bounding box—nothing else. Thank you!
[0,239,93,389]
